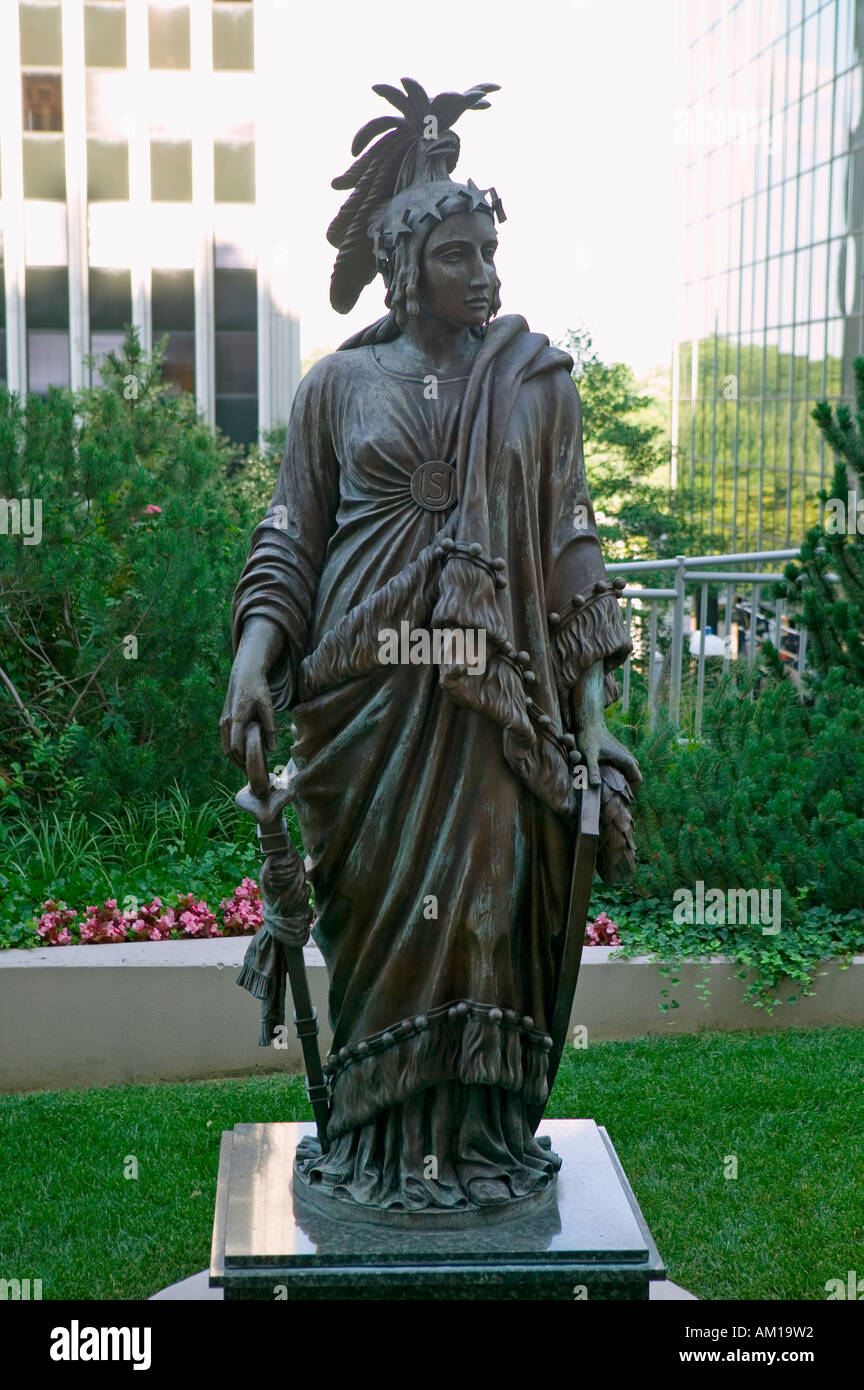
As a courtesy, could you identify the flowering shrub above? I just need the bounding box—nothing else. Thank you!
[79,899,128,944]
[35,902,77,947]
[220,878,264,936]
[34,878,262,946]
[584,910,622,947]
[125,897,180,942]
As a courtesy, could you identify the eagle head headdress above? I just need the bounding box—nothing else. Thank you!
[327,78,505,318]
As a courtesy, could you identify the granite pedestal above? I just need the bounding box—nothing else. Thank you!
[210,1119,665,1300]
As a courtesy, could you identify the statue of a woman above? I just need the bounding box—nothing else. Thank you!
[220,80,640,1221]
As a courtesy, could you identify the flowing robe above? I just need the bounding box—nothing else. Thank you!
[231,315,631,1210]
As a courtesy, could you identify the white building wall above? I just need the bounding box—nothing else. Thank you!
[0,1,27,396]
[0,0,300,437]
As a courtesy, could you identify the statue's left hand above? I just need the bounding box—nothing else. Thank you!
[578,718,642,793]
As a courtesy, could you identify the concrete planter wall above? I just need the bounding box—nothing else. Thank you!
[1,939,862,1093]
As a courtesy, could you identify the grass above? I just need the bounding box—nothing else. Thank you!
[0,1028,861,1301]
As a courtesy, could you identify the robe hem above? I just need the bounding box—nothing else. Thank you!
[323,999,553,1140]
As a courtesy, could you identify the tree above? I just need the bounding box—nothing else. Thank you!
[773,356,864,684]
[564,327,717,562]
[0,327,274,812]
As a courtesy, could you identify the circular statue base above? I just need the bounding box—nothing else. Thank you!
[292,1133,560,1231]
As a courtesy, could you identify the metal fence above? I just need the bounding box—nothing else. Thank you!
[606,550,804,736]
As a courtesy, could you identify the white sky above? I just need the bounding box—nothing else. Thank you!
[275,0,684,373]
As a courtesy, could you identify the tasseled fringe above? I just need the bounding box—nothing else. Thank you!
[501,1017,524,1090]
[326,1003,552,1139]
[502,724,574,820]
[237,928,288,1047]
[236,960,270,1001]
[431,555,509,647]
[552,593,632,690]
[297,539,446,701]
[460,1010,498,1085]
[440,651,534,745]
[523,1037,548,1101]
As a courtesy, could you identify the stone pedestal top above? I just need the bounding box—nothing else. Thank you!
[211,1118,666,1300]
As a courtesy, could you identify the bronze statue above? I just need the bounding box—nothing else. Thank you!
[220,80,640,1224]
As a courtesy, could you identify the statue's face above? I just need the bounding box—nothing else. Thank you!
[418,211,498,328]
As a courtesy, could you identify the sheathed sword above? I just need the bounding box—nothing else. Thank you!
[529,780,601,1131]
[235,723,330,1152]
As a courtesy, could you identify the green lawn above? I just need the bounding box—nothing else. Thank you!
[1,1028,861,1300]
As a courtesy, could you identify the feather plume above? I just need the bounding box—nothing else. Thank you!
[328,78,500,313]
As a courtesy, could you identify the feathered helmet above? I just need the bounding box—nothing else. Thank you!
[327,78,506,323]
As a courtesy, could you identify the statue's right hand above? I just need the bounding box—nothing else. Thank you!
[220,655,277,774]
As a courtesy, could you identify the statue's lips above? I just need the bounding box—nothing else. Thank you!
[464,297,489,308]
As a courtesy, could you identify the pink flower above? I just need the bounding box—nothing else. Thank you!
[33,880,264,948]
[36,900,78,944]
[77,897,128,944]
[585,910,622,947]
[220,878,263,936]
[36,901,78,945]
[143,504,162,515]
[174,894,218,939]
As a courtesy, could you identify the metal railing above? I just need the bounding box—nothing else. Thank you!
[606,549,804,736]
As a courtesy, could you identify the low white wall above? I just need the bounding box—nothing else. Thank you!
[1,940,861,1093]
[576,947,864,1039]
[0,939,329,1093]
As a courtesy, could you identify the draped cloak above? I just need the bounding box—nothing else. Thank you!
[230,314,632,1206]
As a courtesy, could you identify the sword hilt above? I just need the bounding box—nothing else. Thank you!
[234,722,294,829]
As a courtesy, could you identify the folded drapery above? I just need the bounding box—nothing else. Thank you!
[229,316,632,1168]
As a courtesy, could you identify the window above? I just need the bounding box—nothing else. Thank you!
[214,268,256,330]
[28,332,70,393]
[19,3,62,66]
[26,267,68,328]
[215,396,257,444]
[22,73,63,132]
[152,268,194,395]
[160,331,194,394]
[152,269,194,329]
[84,3,127,68]
[87,140,129,200]
[90,268,132,331]
[148,4,190,70]
[213,6,253,70]
[151,140,192,201]
[215,268,257,444]
[89,332,125,381]
[214,143,255,202]
[26,266,69,394]
[22,137,66,199]
[215,332,256,394]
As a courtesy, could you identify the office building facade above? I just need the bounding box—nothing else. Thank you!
[0,0,300,445]
[673,0,863,548]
